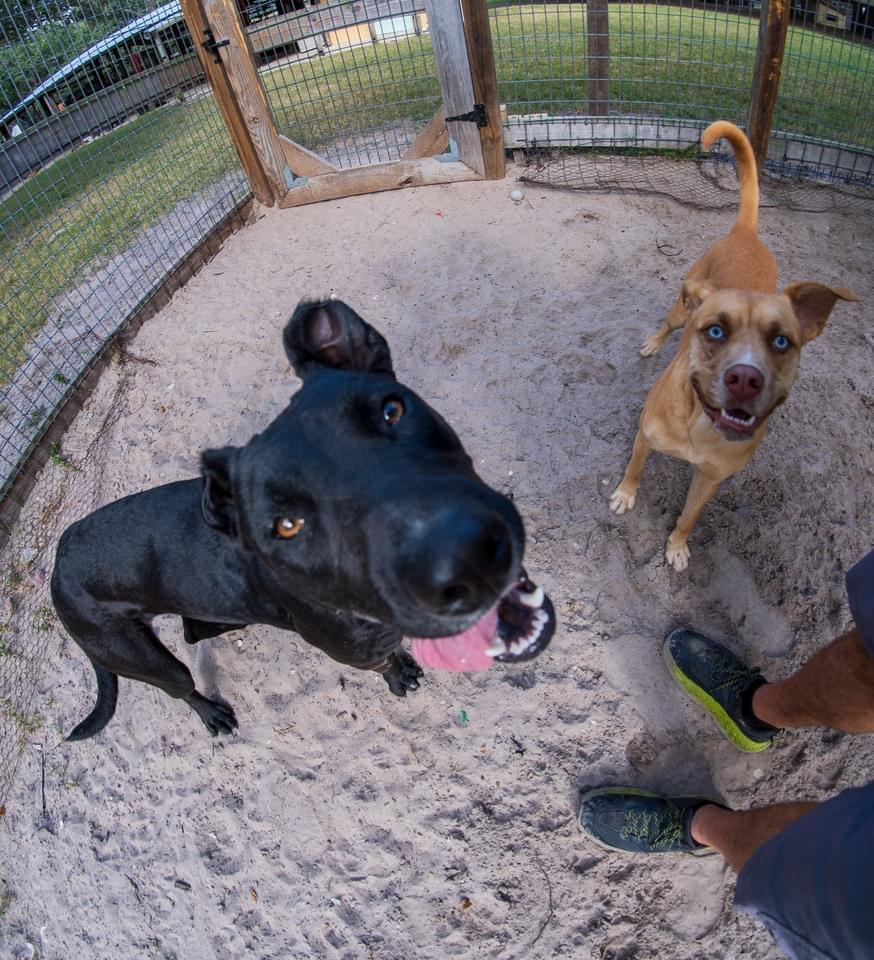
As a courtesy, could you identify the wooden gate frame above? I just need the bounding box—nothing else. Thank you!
[181,0,504,209]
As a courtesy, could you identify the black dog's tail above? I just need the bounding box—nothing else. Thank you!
[66,661,118,741]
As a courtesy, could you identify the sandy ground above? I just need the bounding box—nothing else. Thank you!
[1,171,872,960]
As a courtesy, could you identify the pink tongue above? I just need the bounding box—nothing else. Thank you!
[409,606,498,672]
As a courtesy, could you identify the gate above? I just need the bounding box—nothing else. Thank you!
[180,0,504,208]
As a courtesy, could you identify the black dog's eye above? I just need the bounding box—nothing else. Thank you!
[274,517,305,539]
[382,397,405,425]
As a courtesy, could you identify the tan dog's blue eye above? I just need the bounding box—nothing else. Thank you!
[274,517,305,539]
[382,398,405,424]
[773,335,790,351]
[706,325,725,341]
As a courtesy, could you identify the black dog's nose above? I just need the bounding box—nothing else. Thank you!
[404,508,515,617]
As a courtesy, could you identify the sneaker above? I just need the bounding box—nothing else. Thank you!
[578,787,722,856]
[663,628,780,753]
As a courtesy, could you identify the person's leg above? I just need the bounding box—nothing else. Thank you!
[578,790,816,869]
[752,628,874,733]
[689,801,818,872]
[754,549,874,733]
[731,784,874,960]
[663,625,874,752]
[579,785,874,960]
[664,548,874,750]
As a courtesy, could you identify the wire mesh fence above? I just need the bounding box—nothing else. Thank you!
[520,146,874,218]
[774,1,874,179]
[248,0,874,183]
[0,0,249,808]
[490,0,874,186]
[491,1,760,124]
[254,0,442,168]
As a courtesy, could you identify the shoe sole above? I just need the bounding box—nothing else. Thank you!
[662,631,771,754]
[577,786,719,857]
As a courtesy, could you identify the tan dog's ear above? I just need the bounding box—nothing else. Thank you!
[783,282,860,344]
[681,278,714,313]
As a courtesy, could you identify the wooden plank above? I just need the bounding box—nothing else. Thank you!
[180,0,274,204]
[401,105,449,160]
[276,158,480,207]
[202,0,294,198]
[586,0,609,117]
[458,0,505,179]
[747,0,790,168]
[278,135,338,175]
[423,0,485,177]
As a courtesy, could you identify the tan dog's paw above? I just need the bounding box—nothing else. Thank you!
[609,485,637,515]
[665,535,691,571]
[639,333,665,357]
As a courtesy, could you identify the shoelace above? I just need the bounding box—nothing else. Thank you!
[709,647,761,694]
[620,807,683,850]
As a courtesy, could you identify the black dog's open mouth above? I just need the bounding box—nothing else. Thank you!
[694,383,766,438]
[408,570,555,672]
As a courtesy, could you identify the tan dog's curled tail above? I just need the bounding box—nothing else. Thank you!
[701,121,759,233]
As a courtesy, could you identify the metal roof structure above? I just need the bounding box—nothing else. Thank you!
[1,1,185,126]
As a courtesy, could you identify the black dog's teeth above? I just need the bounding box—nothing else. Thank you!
[488,576,554,662]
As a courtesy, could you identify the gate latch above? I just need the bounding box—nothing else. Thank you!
[445,103,488,128]
[202,28,230,63]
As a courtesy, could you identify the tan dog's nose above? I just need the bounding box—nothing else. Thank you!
[724,364,763,402]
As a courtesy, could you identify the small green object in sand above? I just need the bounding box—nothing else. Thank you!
[458,709,469,727]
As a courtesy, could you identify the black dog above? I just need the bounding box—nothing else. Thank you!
[52,299,555,740]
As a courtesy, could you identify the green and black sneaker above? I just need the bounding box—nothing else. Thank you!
[663,628,781,753]
[578,787,722,856]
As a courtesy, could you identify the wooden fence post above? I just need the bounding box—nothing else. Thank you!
[425,0,486,177]
[747,0,790,168]
[200,0,298,199]
[458,0,505,179]
[179,0,275,205]
[587,0,609,116]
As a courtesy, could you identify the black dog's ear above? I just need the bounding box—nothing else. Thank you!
[201,446,239,537]
[283,298,395,380]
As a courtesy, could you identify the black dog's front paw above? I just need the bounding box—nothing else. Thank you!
[383,650,424,697]
[185,691,239,736]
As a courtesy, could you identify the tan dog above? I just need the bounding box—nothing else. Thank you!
[611,121,858,571]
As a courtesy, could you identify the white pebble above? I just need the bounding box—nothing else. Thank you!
[510,189,523,203]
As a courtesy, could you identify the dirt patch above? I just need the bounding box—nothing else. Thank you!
[1,171,871,959]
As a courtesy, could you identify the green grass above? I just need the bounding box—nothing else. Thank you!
[261,36,441,148]
[489,5,873,143]
[0,95,240,383]
[259,5,872,150]
[0,4,871,386]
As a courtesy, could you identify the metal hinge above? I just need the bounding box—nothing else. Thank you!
[202,28,230,64]
[445,103,488,128]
